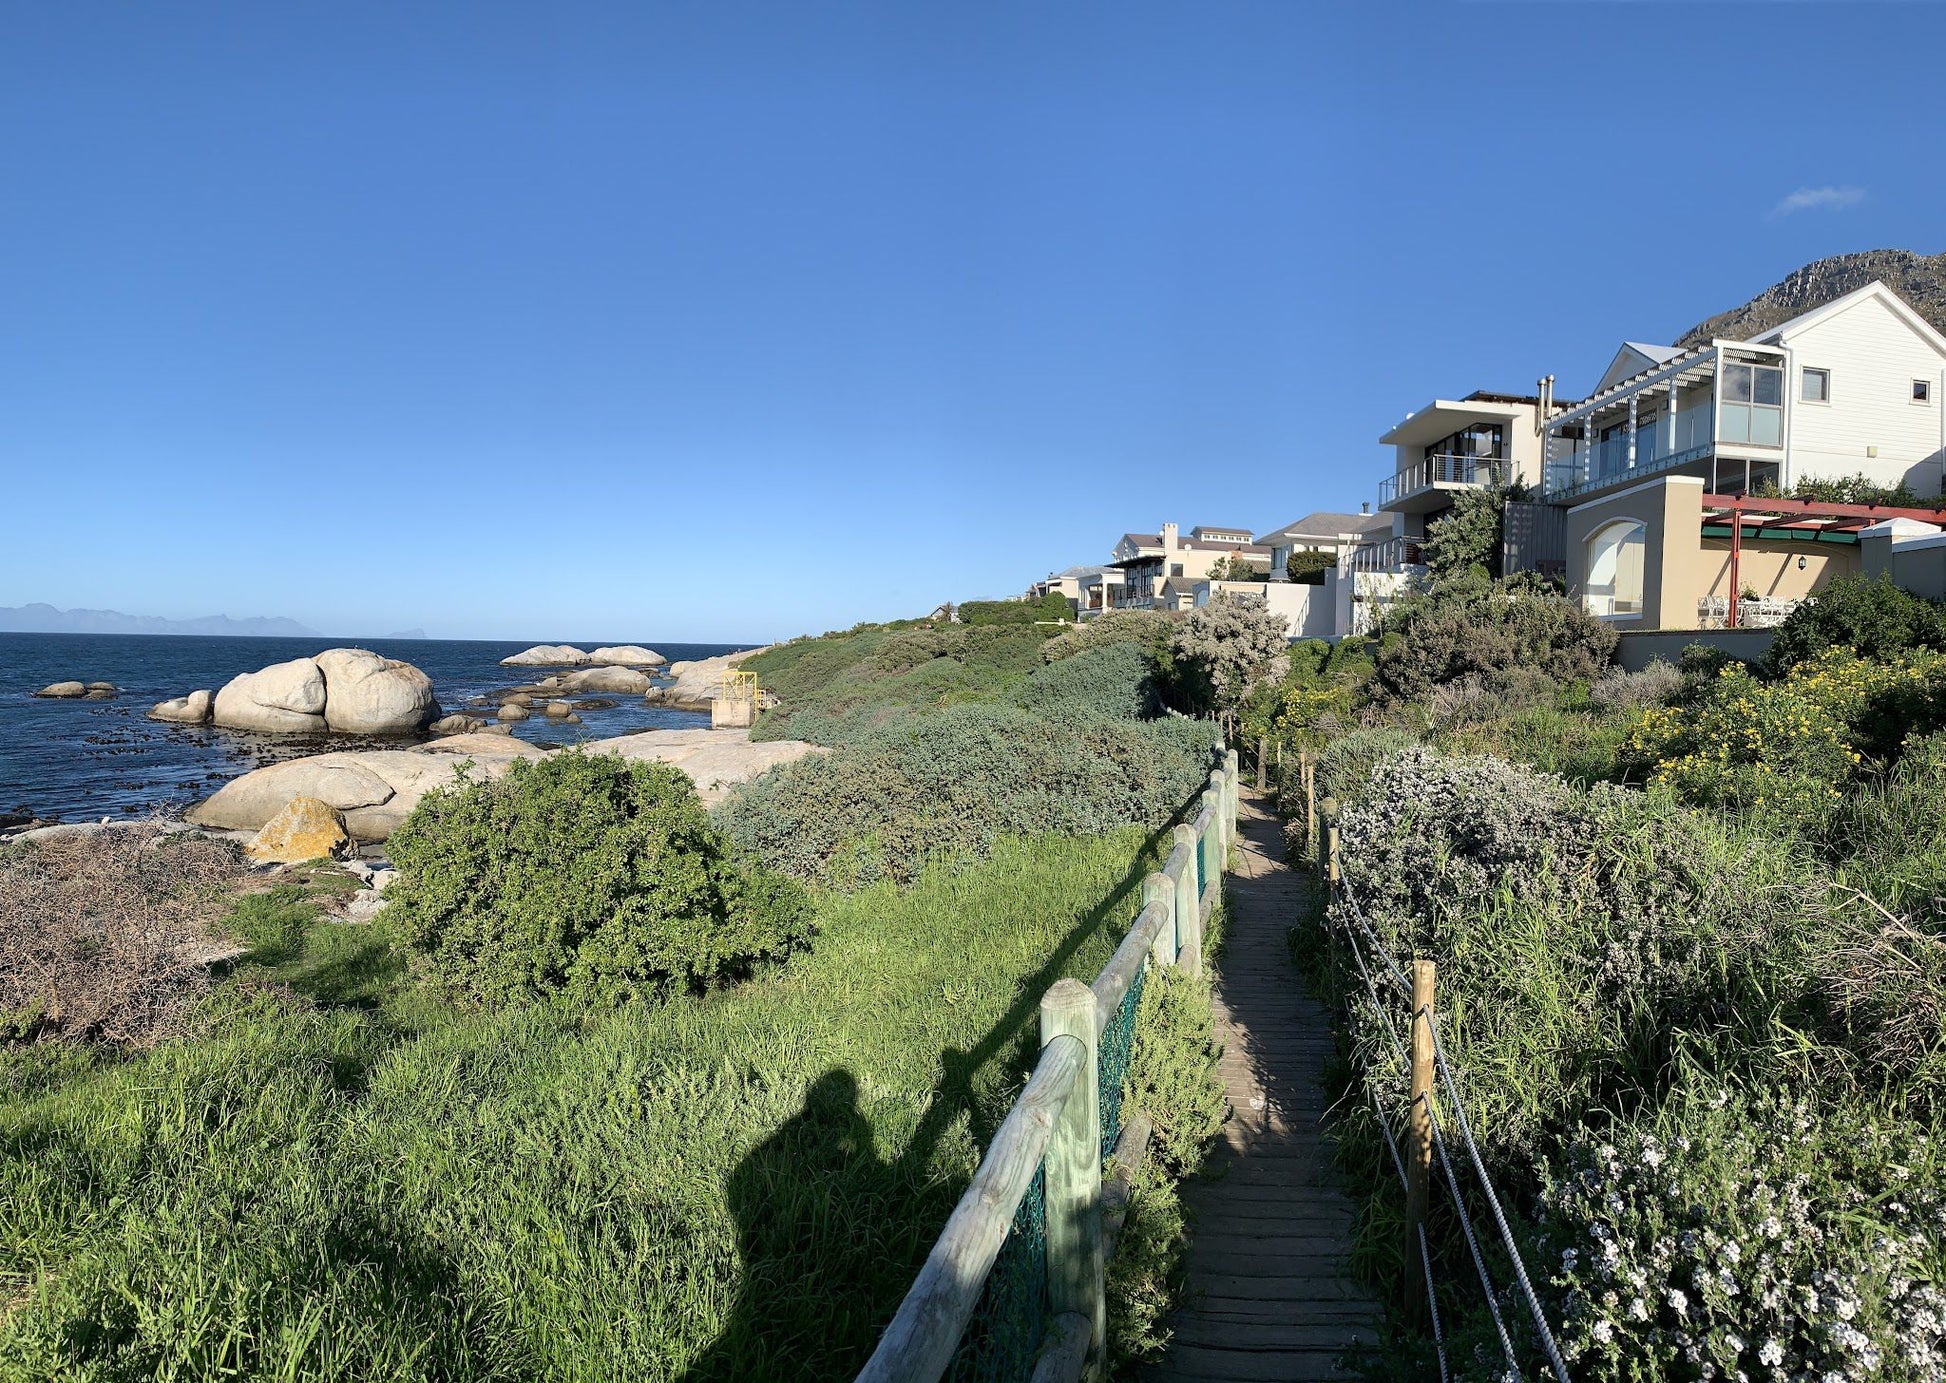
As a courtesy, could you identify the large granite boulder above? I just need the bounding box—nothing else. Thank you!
[588,645,665,667]
[33,682,88,698]
[585,728,819,805]
[149,689,214,724]
[648,649,769,710]
[500,645,590,667]
[564,665,653,694]
[186,736,545,840]
[316,648,439,733]
[212,657,328,732]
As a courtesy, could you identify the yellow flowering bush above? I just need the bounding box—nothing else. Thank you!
[1622,648,1946,823]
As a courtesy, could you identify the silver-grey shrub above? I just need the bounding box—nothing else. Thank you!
[1540,1079,1946,1380]
[718,704,1215,886]
[1588,658,1683,713]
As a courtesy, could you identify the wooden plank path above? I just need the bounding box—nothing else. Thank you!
[1144,789,1378,1381]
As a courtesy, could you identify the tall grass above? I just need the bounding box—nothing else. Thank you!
[1,829,1167,1382]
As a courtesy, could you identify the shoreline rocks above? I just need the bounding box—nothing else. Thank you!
[245,796,352,864]
[184,727,818,838]
[149,689,214,724]
[501,644,590,667]
[499,643,667,668]
[158,649,441,734]
[647,649,769,711]
[34,681,115,699]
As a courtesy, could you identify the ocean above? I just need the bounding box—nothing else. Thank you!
[0,633,749,823]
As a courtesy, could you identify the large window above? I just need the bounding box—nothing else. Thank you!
[1802,367,1830,403]
[1585,520,1646,619]
[1720,361,1784,446]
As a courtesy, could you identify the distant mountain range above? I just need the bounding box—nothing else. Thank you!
[0,604,322,637]
[1679,248,1946,347]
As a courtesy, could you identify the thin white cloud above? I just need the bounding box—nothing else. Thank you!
[1770,185,1866,218]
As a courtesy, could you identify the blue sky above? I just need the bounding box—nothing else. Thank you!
[3,3,1941,642]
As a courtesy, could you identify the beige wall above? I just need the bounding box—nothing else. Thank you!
[1567,474,1861,631]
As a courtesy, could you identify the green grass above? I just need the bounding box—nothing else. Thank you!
[0,828,1173,1382]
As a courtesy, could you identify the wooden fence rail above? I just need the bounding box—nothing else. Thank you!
[856,748,1240,1383]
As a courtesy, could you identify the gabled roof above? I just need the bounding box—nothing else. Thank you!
[1045,564,1116,581]
[1749,279,1946,358]
[1256,511,1391,544]
[1594,342,1684,394]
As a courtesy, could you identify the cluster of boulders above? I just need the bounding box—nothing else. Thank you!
[499,644,665,668]
[645,650,772,711]
[149,649,440,734]
[34,681,117,699]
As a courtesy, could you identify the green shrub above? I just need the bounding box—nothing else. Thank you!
[1421,486,1507,581]
[1371,573,1617,705]
[959,593,1071,626]
[1314,727,1417,808]
[1285,548,1335,585]
[386,751,813,1005]
[1041,609,1179,664]
[1786,470,1925,507]
[1588,659,1681,713]
[1008,642,1158,721]
[1764,573,1946,673]
[1124,965,1228,1174]
[720,705,1215,885]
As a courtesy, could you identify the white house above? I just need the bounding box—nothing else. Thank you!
[1542,280,1946,505]
[1255,509,1394,577]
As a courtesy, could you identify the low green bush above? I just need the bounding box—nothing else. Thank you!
[1285,549,1334,584]
[1370,573,1617,706]
[1313,727,1417,808]
[1764,572,1946,673]
[959,593,1071,626]
[1008,642,1158,721]
[386,751,814,1005]
[1041,609,1178,665]
[720,705,1216,886]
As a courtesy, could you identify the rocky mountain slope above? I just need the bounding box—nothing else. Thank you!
[1678,248,1946,346]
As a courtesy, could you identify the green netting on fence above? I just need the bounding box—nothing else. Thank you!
[1098,962,1146,1160]
[948,1163,1047,1383]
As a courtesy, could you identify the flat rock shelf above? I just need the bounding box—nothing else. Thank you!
[1144,791,1378,1382]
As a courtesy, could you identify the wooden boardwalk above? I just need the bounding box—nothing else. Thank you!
[1145,790,1378,1381]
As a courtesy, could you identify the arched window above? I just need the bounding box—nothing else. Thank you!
[1585,520,1645,618]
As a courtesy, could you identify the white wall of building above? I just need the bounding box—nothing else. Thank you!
[1776,292,1946,497]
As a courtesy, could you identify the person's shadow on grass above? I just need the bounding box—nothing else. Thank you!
[680,1069,909,1383]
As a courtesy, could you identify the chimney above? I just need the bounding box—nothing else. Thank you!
[1360,502,1371,515]
[1160,521,1179,552]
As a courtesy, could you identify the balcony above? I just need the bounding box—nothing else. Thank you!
[1343,534,1427,574]
[1379,452,1506,514]
[1541,342,1787,504]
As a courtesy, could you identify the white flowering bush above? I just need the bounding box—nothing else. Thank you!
[1540,1080,1946,1382]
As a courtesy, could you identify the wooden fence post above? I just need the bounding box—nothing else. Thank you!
[1041,978,1105,1379]
[1325,823,1340,887]
[1142,872,1176,968]
[1255,735,1268,791]
[1223,750,1240,833]
[1172,824,1202,977]
[1316,796,1338,886]
[1303,753,1316,855]
[1405,960,1436,1320]
[1203,780,1226,902]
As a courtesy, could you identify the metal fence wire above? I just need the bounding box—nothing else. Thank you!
[949,1163,1048,1383]
[1098,962,1146,1159]
[1327,858,1572,1383]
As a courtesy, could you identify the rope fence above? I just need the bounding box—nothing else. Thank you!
[1308,768,1571,1383]
[857,747,1239,1383]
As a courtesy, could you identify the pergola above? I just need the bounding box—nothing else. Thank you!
[1700,493,1946,627]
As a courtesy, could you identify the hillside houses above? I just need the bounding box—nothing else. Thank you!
[1029,275,1946,648]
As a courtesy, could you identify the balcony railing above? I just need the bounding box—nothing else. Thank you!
[1379,452,1505,507]
[1343,535,1427,574]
